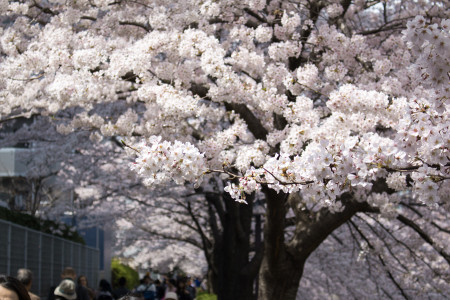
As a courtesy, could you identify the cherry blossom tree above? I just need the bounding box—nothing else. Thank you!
[1,0,449,299]
[80,172,264,300]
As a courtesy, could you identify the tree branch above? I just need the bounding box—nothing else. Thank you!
[136,225,202,249]
[119,21,151,32]
[397,214,450,265]
[187,201,212,249]
[205,191,226,228]
[224,103,268,140]
[288,193,377,258]
[348,220,410,300]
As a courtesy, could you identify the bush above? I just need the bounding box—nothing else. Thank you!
[0,206,85,244]
[111,258,140,290]
[196,291,217,300]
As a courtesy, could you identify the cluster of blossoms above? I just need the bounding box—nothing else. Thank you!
[403,16,450,92]
[0,0,448,215]
[296,64,319,88]
[199,0,220,18]
[326,3,344,19]
[268,40,302,62]
[254,25,273,43]
[275,10,301,39]
[129,136,207,186]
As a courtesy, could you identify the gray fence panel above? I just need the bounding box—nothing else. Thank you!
[0,223,9,273]
[10,226,26,276]
[64,243,72,269]
[40,235,53,298]
[0,219,100,297]
[80,247,86,277]
[53,238,63,285]
[73,243,81,276]
[27,231,41,294]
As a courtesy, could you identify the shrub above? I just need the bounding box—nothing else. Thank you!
[111,258,140,290]
[196,290,217,300]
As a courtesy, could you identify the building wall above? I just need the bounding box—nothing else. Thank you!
[0,148,29,177]
[65,217,112,284]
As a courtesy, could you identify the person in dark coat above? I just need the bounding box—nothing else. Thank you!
[112,277,129,300]
[96,279,113,300]
[175,278,192,300]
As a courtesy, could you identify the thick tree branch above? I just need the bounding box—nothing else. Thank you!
[207,200,221,244]
[224,103,268,140]
[31,1,57,16]
[262,187,289,269]
[287,193,377,258]
[0,113,38,124]
[243,8,268,25]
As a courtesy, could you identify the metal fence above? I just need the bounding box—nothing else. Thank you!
[0,219,99,298]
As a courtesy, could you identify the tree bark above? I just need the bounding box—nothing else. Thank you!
[259,255,306,300]
[258,188,304,300]
[206,192,262,300]
[258,190,374,300]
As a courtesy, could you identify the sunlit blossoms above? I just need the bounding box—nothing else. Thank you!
[130,136,207,186]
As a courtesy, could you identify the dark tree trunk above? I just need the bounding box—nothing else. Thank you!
[206,192,263,300]
[258,189,375,300]
[257,188,304,300]
[259,255,305,300]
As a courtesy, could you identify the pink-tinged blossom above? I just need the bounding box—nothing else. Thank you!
[268,41,302,62]
[254,25,273,43]
[296,64,319,88]
[326,3,344,19]
[130,137,207,186]
[200,1,221,18]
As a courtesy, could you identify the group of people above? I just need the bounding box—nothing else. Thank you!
[0,268,199,300]
[0,269,41,300]
[0,267,120,300]
[133,274,197,300]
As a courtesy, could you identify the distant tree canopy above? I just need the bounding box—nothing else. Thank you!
[0,206,85,244]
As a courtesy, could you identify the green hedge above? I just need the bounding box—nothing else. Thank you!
[196,291,217,300]
[0,206,85,244]
[111,258,140,290]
